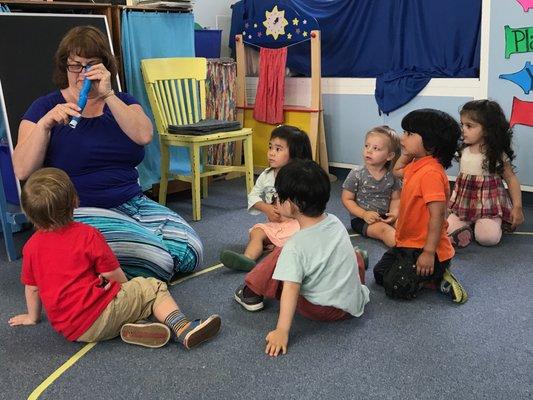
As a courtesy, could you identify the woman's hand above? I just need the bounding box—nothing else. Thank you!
[363,210,380,225]
[510,206,524,229]
[38,103,81,130]
[83,63,113,98]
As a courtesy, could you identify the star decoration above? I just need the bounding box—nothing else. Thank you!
[292,18,299,26]
[302,31,308,37]
[245,22,249,29]
[262,5,289,40]
[287,33,292,39]
[257,32,262,37]
[303,19,307,24]
[295,28,301,34]
[242,31,246,35]
[253,23,257,28]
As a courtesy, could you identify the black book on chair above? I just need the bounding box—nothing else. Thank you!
[168,119,241,135]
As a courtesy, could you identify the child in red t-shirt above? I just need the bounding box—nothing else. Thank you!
[9,167,221,349]
[373,109,468,304]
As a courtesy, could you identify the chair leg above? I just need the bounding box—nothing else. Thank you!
[243,136,254,193]
[201,146,208,199]
[159,142,170,205]
[191,143,202,221]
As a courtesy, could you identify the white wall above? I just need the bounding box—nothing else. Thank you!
[193,0,235,57]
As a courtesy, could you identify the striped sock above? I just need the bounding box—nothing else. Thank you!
[164,310,190,338]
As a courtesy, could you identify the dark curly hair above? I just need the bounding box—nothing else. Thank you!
[401,109,461,169]
[459,100,515,174]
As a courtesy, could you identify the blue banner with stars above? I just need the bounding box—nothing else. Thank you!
[240,5,319,48]
[230,0,480,113]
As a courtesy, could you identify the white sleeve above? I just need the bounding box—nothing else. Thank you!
[247,170,269,215]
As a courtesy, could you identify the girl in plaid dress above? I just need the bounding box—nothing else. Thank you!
[448,100,524,247]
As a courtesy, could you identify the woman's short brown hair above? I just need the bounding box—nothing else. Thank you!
[21,168,78,230]
[53,25,118,88]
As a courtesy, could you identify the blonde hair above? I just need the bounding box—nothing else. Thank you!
[365,125,401,170]
[21,168,78,230]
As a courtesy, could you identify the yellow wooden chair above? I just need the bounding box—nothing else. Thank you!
[141,57,254,221]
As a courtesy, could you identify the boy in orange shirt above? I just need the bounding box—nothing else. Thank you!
[373,109,468,303]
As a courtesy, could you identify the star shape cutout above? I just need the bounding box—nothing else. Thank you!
[262,5,289,40]
[292,18,299,26]
[303,19,307,24]
[287,33,292,39]
[302,31,308,37]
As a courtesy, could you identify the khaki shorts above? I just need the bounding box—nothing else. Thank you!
[77,277,172,342]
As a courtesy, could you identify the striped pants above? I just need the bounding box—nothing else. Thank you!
[74,195,203,281]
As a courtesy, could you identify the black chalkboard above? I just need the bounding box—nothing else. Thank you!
[0,14,116,148]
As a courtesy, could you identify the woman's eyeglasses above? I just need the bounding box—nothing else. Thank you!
[66,62,99,73]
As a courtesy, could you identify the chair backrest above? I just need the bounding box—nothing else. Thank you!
[141,57,208,133]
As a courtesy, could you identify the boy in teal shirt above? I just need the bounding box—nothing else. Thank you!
[234,160,370,357]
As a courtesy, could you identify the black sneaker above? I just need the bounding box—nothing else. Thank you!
[234,284,264,311]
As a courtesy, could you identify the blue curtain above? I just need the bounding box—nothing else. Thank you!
[121,11,195,190]
[230,0,481,113]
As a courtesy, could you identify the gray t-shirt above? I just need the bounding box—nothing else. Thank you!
[272,214,370,317]
[342,166,401,215]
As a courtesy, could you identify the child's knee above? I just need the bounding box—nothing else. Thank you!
[249,227,266,241]
[474,219,502,246]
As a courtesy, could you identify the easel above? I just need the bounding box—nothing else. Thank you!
[0,81,26,261]
[235,13,329,174]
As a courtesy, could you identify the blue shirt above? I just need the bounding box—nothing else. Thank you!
[23,90,144,208]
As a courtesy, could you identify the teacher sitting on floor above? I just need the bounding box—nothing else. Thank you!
[13,25,203,281]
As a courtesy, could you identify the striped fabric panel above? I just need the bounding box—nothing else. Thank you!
[112,195,203,272]
[74,196,203,281]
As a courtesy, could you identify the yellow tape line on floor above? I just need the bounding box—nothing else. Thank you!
[170,263,224,286]
[28,263,224,399]
[27,342,97,400]
[26,228,533,398]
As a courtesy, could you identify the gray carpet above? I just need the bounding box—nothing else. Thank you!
[0,175,531,399]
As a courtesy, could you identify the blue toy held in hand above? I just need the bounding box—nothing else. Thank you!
[69,66,92,129]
